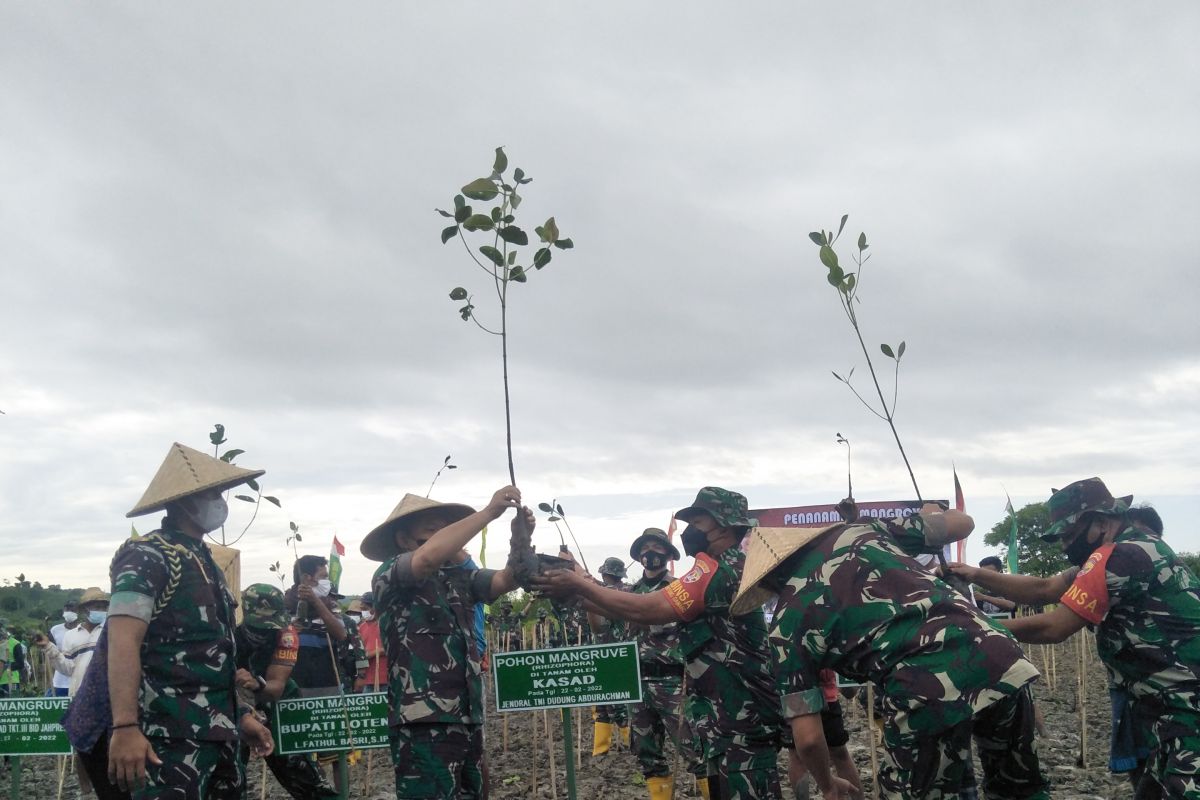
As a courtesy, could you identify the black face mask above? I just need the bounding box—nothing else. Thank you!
[641,552,667,571]
[241,625,274,648]
[680,524,709,557]
[1064,531,1098,567]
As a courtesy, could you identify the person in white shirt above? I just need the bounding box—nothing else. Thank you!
[48,602,80,697]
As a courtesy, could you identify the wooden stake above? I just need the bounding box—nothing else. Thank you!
[260,757,268,800]
[531,623,540,798]
[866,685,880,800]
[1077,632,1087,767]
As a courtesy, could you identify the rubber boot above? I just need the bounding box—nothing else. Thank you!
[620,725,631,748]
[697,777,711,800]
[592,722,614,756]
[646,775,674,800]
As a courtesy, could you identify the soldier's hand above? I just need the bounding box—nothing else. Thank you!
[108,727,161,791]
[485,485,522,520]
[529,568,586,599]
[235,668,259,691]
[940,562,979,582]
[239,713,275,757]
[297,583,317,605]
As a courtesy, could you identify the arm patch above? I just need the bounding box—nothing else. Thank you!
[1060,544,1113,624]
[662,553,719,622]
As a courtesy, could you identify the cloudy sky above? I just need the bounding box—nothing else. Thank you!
[2,3,1198,598]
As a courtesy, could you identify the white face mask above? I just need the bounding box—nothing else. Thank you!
[63,611,78,623]
[314,579,332,598]
[360,610,373,621]
[183,495,229,533]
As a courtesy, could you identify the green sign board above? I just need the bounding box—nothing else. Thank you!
[273,692,389,755]
[493,642,642,711]
[0,697,71,756]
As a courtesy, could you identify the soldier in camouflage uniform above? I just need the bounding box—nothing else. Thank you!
[234,584,338,800]
[732,506,1050,800]
[625,527,700,800]
[590,556,631,754]
[986,478,1200,800]
[361,486,535,800]
[107,442,275,799]
[535,487,783,800]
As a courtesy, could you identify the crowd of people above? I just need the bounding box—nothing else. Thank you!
[4,441,1199,800]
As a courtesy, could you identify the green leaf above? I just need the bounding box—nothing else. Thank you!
[844,274,856,292]
[533,247,552,269]
[509,266,527,283]
[502,215,514,224]
[819,245,839,270]
[537,502,554,512]
[836,214,848,239]
[498,225,528,245]
[234,494,255,503]
[510,192,522,209]
[808,231,827,247]
[449,287,469,301]
[831,370,843,381]
[219,448,245,463]
[493,147,508,174]
[858,232,868,251]
[463,214,494,232]
[294,533,302,542]
[454,204,471,224]
[490,206,502,222]
[453,194,466,210]
[462,178,499,201]
[441,225,459,244]
[513,168,525,184]
[881,343,895,359]
[436,208,452,218]
[246,478,260,492]
[897,340,906,359]
[553,238,574,250]
[264,496,281,507]
[209,424,226,446]
[289,521,298,532]
[825,265,844,287]
[539,217,560,243]
[459,303,475,321]
[507,250,517,265]
[479,246,505,267]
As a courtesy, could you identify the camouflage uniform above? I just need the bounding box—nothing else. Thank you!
[595,559,631,729]
[627,571,699,779]
[663,488,783,799]
[372,547,497,799]
[768,516,1049,800]
[1056,523,1200,799]
[235,585,338,800]
[336,613,369,694]
[108,522,252,800]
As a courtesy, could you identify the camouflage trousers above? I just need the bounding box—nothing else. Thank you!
[388,723,484,800]
[135,738,243,800]
[1137,710,1200,800]
[631,676,699,778]
[701,744,781,800]
[880,686,1049,800]
[237,743,338,800]
[596,703,629,726]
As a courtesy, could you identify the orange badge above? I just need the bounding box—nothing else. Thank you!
[663,553,718,622]
[1060,544,1113,625]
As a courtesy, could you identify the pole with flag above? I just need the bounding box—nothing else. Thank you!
[329,535,345,593]
[1004,493,1020,575]
[952,466,966,562]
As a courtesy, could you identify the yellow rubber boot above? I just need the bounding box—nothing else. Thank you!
[646,775,674,800]
[697,777,712,800]
[591,722,614,756]
[620,725,631,748]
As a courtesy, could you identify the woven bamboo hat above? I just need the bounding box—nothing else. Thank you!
[78,587,110,606]
[360,493,476,562]
[126,442,265,518]
[730,524,844,615]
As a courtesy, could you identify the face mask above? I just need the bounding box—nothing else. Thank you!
[62,611,78,624]
[183,495,229,533]
[1064,531,1098,567]
[680,524,709,557]
[360,610,373,621]
[641,552,667,571]
[314,579,332,598]
[241,625,272,648]
[88,610,107,625]
[347,614,361,624]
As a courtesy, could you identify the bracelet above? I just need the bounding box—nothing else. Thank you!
[110,722,140,731]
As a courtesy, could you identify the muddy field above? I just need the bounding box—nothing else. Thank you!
[2,633,1132,799]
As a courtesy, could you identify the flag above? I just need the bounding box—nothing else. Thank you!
[1004,494,1020,574]
[953,466,966,562]
[329,536,345,592]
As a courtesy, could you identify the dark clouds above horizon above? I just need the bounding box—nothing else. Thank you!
[2,3,1198,594]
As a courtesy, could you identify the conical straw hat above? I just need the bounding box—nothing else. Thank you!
[360,493,476,562]
[126,442,265,518]
[731,524,845,616]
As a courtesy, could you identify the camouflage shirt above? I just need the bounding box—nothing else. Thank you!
[108,523,245,741]
[770,518,1039,733]
[662,547,781,759]
[1059,525,1200,715]
[235,624,301,707]
[372,551,496,725]
[629,574,683,668]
